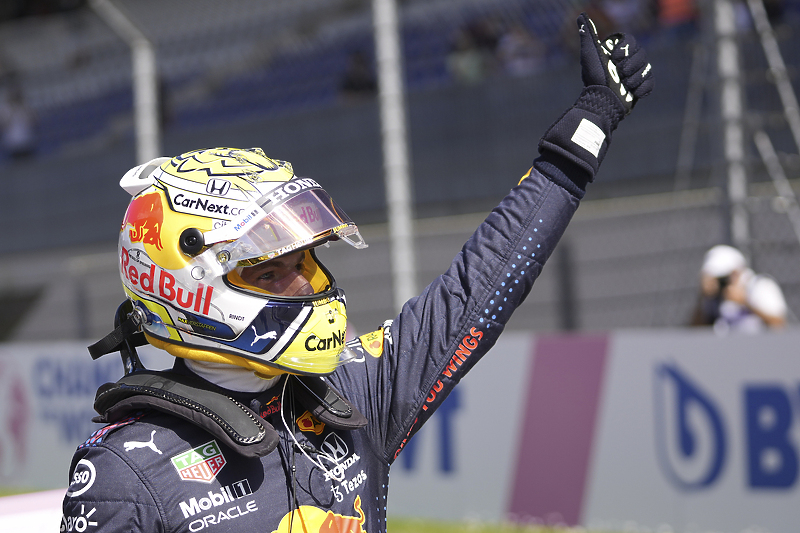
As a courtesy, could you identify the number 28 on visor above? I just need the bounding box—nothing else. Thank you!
[196,180,367,274]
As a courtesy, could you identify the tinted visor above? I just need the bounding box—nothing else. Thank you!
[200,182,366,273]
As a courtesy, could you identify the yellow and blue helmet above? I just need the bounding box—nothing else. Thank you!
[117,147,367,377]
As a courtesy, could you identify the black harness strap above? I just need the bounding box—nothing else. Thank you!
[293,375,368,430]
[88,301,148,374]
[94,370,280,458]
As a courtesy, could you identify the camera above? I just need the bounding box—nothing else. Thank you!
[716,275,731,295]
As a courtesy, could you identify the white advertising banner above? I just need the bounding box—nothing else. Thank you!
[0,342,172,492]
[386,332,535,522]
[1,329,799,533]
[583,330,800,533]
[391,328,800,533]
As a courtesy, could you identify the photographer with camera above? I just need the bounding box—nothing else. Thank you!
[691,244,787,333]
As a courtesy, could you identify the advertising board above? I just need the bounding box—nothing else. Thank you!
[2,330,799,532]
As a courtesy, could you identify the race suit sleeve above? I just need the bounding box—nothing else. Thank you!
[338,164,582,464]
[334,12,655,459]
[62,445,165,533]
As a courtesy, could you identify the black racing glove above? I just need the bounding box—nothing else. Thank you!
[534,12,654,196]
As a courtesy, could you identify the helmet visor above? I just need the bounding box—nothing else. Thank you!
[198,182,366,274]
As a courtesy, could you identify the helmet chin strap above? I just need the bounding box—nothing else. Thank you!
[88,300,148,375]
[184,358,282,393]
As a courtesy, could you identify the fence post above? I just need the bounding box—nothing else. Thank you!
[90,0,161,164]
[373,0,417,313]
[715,0,750,254]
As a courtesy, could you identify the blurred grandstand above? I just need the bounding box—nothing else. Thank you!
[0,0,799,342]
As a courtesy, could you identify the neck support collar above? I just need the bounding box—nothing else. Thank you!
[90,302,367,458]
[93,370,367,458]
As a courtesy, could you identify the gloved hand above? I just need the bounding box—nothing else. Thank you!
[578,12,653,115]
[534,13,654,197]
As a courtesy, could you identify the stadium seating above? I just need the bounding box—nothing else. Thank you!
[0,0,591,154]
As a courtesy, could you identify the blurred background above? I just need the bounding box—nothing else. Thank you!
[0,0,798,342]
[0,0,800,340]
[1,1,800,530]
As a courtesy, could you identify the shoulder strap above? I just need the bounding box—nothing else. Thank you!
[93,370,280,458]
[88,300,148,375]
[292,375,368,430]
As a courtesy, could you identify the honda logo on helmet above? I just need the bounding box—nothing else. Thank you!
[206,179,232,196]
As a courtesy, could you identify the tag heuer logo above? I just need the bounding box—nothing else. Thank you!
[171,440,226,483]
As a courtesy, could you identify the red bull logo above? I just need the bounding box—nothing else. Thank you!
[259,395,281,418]
[270,496,366,533]
[121,247,213,315]
[357,330,383,358]
[123,192,164,250]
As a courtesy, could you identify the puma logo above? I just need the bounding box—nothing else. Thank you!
[123,430,162,454]
[251,326,278,346]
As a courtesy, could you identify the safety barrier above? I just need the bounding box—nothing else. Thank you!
[1,328,799,532]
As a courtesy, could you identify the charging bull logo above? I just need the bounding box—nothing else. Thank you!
[270,496,366,533]
[124,192,164,251]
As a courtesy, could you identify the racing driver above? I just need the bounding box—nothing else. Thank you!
[62,14,653,533]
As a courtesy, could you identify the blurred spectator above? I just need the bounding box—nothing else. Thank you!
[0,85,36,160]
[602,0,655,34]
[0,55,15,89]
[735,0,786,32]
[657,0,699,40]
[158,76,174,131]
[446,16,505,85]
[464,16,502,55]
[339,50,377,101]
[446,28,490,85]
[764,0,786,25]
[690,245,787,334]
[0,0,86,22]
[496,23,546,78]
[561,0,615,58]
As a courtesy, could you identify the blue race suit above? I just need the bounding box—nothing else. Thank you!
[61,165,581,533]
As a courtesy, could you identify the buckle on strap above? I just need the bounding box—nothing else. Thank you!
[88,300,148,375]
[292,375,367,430]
